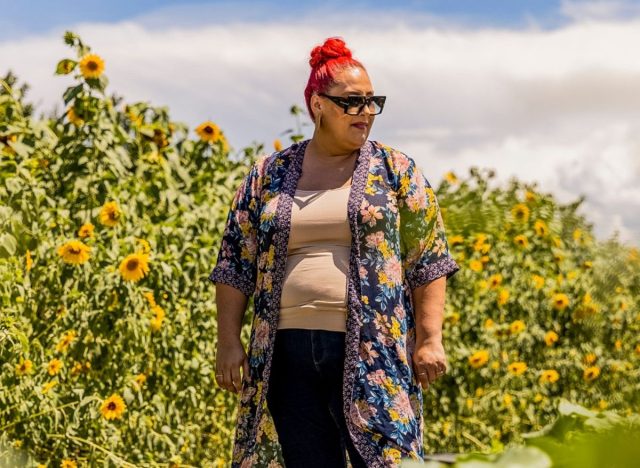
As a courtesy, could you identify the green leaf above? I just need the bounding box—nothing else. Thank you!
[55,59,77,75]
[63,84,83,104]
[7,140,32,158]
[0,233,17,257]
[557,399,597,418]
[5,177,22,194]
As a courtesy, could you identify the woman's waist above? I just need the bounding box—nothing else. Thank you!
[286,244,351,256]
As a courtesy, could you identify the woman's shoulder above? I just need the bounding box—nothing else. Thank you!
[251,140,302,177]
[370,140,417,176]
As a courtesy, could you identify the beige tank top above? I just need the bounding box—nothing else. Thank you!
[277,185,351,332]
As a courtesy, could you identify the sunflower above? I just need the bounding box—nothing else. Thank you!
[15,358,33,376]
[513,234,529,248]
[119,252,150,282]
[99,201,122,227]
[444,171,458,184]
[507,361,527,375]
[488,274,502,288]
[150,304,165,331]
[544,330,559,346]
[41,380,58,394]
[469,260,483,272]
[273,139,283,151]
[511,203,530,223]
[55,330,77,353]
[583,366,600,382]
[497,288,509,306]
[136,238,151,254]
[66,107,84,126]
[524,190,536,202]
[448,234,464,247]
[79,53,105,79]
[152,128,169,148]
[142,291,157,307]
[551,293,570,311]
[25,249,32,271]
[532,274,545,289]
[473,234,488,252]
[468,350,489,368]
[509,320,526,334]
[60,460,77,468]
[57,240,91,265]
[133,373,147,389]
[47,358,63,376]
[539,369,559,384]
[100,393,126,420]
[583,352,597,365]
[195,121,223,143]
[534,219,548,236]
[78,222,95,238]
[219,133,230,153]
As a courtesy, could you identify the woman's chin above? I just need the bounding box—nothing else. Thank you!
[346,129,370,144]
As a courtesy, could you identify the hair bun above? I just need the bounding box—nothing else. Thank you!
[309,37,352,68]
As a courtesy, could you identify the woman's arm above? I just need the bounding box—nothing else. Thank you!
[411,275,448,390]
[215,283,250,394]
[412,276,446,345]
[209,161,263,393]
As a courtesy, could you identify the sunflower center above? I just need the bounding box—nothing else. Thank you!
[127,259,139,270]
[88,61,98,70]
[70,247,80,254]
[204,126,213,134]
[108,402,116,410]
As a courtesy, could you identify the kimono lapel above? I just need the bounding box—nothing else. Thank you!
[248,138,384,467]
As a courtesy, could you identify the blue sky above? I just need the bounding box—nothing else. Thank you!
[1,0,640,245]
[0,0,581,41]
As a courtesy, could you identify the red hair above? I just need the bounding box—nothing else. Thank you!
[304,37,366,121]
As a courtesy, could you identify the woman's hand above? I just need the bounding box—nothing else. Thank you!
[412,337,448,390]
[215,338,250,394]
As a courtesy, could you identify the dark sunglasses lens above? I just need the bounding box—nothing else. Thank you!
[345,96,384,115]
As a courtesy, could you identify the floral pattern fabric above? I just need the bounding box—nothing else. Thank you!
[208,138,460,467]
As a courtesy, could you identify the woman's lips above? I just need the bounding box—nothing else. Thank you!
[351,123,367,129]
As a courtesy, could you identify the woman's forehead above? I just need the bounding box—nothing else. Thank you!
[331,67,372,89]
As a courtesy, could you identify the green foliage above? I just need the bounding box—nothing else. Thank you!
[0,32,271,467]
[401,399,640,467]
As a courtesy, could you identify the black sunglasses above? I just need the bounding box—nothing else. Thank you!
[318,93,386,115]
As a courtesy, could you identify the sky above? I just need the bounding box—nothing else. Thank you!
[1,0,640,247]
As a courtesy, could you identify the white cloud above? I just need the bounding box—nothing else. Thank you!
[0,7,639,246]
[560,0,640,22]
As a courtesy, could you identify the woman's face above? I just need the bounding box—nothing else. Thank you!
[311,66,377,149]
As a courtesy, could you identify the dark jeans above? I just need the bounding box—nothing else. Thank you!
[266,328,369,468]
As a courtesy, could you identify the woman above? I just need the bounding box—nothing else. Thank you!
[210,37,460,468]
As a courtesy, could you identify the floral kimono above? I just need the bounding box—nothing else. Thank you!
[208,138,460,467]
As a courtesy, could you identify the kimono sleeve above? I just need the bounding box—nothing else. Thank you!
[397,156,460,290]
[207,163,261,297]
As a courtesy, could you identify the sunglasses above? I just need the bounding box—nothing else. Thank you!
[318,93,386,115]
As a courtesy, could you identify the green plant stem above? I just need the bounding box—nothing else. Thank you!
[0,401,77,431]
[48,433,137,467]
[461,431,490,451]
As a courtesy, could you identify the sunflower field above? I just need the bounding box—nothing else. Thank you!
[1,32,639,467]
